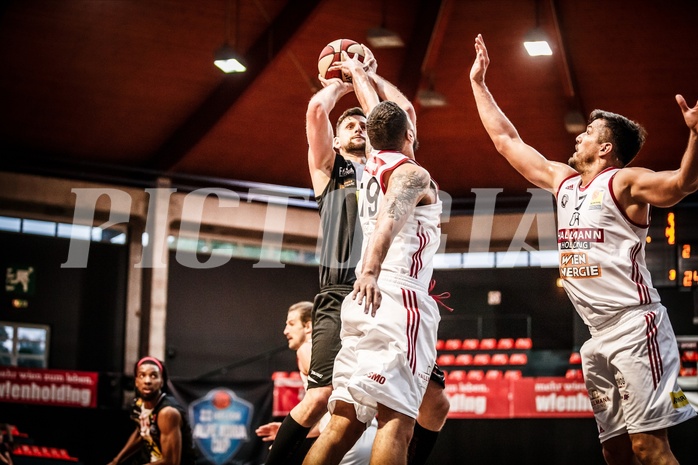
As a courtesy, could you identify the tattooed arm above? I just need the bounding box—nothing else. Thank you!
[352,163,433,316]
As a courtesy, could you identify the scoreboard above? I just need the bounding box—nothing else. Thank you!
[645,207,698,290]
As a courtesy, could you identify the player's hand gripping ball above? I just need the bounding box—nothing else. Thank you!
[317,39,365,82]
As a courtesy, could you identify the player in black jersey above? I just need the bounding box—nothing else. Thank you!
[263,47,449,465]
[108,357,195,465]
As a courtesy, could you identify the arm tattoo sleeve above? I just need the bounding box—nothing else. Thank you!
[385,169,429,221]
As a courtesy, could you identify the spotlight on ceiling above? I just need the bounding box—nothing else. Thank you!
[523,28,553,56]
[215,0,246,73]
[366,27,404,48]
[214,44,247,73]
[564,110,586,134]
[416,89,447,108]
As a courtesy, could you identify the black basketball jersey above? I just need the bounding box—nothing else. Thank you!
[315,154,363,288]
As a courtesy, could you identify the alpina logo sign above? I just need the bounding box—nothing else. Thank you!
[189,388,253,465]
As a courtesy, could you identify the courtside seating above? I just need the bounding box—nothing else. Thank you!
[447,369,467,382]
[473,353,491,365]
[508,353,528,365]
[496,338,514,350]
[504,369,523,380]
[461,338,480,350]
[479,338,497,350]
[467,370,485,381]
[485,369,503,380]
[514,337,533,349]
[569,352,582,365]
[455,353,473,366]
[490,353,509,365]
[437,353,456,366]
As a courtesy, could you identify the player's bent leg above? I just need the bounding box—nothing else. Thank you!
[371,404,416,465]
[302,400,366,465]
[601,433,641,465]
[408,375,450,465]
[264,386,333,465]
[292,385,333,427]
[629,429,678,465]
[416,378,449,431]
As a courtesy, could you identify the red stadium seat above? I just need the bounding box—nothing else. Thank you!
[569,352,582,365]
[504,369,523,380]
[473,353,491,365]
[497,338,514,350]
[447,369,467,382]
[565,369,584,380]
[455,353,473,366]
[514,337,533,350]
[461,338,480,350]
[509,353,528,365]
[485,369,503,379]
[435,339,445,351]
[467,370,485,381]
[490,353,509,365]
[479,338,497,350]
[445,338,462,350]
[437,354,456,366]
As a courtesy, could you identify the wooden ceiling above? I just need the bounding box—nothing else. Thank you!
[2,0,697,208]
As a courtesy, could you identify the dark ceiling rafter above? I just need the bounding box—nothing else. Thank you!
[397,0,443,101]
[145,0,324,172]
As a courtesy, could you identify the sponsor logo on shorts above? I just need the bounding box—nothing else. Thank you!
[588,389,610,412]
[366,372,386,385]
[670,390,689,409]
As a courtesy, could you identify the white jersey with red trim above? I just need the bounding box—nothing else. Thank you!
[357,150,442,290]
[556,167,660,328]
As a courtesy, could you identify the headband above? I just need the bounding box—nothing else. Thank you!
[137,356,163,372]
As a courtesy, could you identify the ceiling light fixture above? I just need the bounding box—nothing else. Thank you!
[214,0,246,73]
[523,0,552,56]
[523,28,552,56]
[416,88,447,107]
[366,0,404,48]
[417,74,447,108]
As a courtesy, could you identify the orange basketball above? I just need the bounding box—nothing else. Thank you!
[317,39,365,82]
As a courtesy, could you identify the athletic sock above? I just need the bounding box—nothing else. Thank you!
[263,415,311,465]
[407,422,440,465]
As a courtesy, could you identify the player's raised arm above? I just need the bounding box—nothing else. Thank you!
[306,79,353,195]
[470,34,573,193]
[617,94,698,208]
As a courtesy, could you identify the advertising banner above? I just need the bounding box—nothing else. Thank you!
[0,366,98,408]
[444,378,511,418]
[511,377,593,418]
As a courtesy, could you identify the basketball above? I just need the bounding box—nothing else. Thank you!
[317,39,365,82]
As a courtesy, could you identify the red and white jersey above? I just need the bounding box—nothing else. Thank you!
[357,150,442,290]
[556,167,660,328]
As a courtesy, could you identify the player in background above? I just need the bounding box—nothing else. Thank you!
[256,301,375,465]
[470,33,697,465]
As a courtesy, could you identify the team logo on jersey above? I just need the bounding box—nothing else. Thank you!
[589,189,604,210]
[560,194,569,208]
[189,388,253,465]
